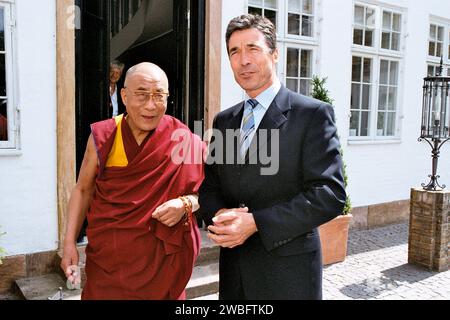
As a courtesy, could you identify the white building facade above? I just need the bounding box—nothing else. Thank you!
[220,0,450,228]
[0,0,450,293]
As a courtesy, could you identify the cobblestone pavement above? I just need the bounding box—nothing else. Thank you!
[323,223,450,300]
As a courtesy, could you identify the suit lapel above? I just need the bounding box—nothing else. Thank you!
[246,86,291,161]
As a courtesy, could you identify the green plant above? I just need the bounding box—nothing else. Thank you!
[311,76,352,215]
[0,226,6,265]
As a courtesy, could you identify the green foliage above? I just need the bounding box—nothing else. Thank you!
[311,76,352,215]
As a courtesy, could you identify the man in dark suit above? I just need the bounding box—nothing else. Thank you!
[198,14,346,300]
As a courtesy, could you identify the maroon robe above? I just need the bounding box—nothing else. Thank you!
[82,115,205,300]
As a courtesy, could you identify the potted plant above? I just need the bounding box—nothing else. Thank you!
[0,226,6,265]
[311,76,353,265]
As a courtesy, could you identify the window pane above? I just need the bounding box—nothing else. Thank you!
[381,32,390,50]
[0,99,6,141]
[301,15,312,37]
[393,14,401,32]
[366,8,375,27]
[0,9,4,52]
[248,7,262,16]
[264,0,277,9]
[354,5,364,25]
[265,9,277,27]
[430,24,436,40]
[387,112,396,135]
[377,112,385,136]
[365,30,373,47]
[286,48,299,77]
[350,111,360,136]
[303,0,313,14]
[352,56,362,82]
[388,87,397,111]
[392,32,400,51]
[437,26,444,41]
[351,84,361,109]
[389,61,399,85]
[428,65,435,76]
[362,84,371,110]
[436,42,442,57]
[429,41,435,56]
[288,0,301,13]
[363,58,371,83]
[288,13,300,35]
[382,11,391,30]
[286,79,298,92]
[378,86,388,111]
[361,111,370,136]
[300,50,311,77]
[249,0,263,6]
[380,60,389,85]
[300,79,311,95]
[353,28,363,45]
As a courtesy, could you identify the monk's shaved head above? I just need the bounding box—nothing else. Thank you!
[124,62,169,90]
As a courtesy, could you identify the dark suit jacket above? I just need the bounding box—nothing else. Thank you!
[199,85,346,300]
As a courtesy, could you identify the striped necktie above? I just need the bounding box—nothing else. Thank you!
[240,99,258,159]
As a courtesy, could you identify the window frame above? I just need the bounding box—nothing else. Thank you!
[349,1,405,142]
[0,1,17,150]
[427,17,450,77]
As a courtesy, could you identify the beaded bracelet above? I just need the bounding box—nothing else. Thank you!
[179,196,193,225]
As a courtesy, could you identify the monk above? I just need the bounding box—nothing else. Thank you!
[61,62,204,300]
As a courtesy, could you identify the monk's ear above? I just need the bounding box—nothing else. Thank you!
[121,88,127,106]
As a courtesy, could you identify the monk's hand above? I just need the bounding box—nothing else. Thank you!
[61,242,79,280]
[207,209,258,249]
[151,198,186,228]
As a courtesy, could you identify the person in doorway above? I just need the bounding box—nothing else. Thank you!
[61,62,205,300]
[109,60,125,118]
[199,14,346,300]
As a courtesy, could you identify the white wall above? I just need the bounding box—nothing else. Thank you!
[0,0,58,255]
[220,0,450,208]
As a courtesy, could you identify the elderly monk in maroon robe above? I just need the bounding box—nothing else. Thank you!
[61,62,205,300]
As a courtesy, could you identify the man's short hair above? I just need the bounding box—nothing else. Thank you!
[110,60,125,72]
[225,14,277,55]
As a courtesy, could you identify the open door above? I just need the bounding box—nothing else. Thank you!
[75,0,205,242]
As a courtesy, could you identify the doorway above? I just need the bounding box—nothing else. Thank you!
[75,0,205,243]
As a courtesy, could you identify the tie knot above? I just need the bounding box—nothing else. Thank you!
[247,99,258,109]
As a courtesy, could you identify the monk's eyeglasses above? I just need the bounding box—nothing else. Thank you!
[126,89,170,105]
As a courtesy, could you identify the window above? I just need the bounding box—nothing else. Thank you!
[287,0,313,37]
[350,56,372,137]
[247,1,317,96]
[353,4,375,47]
[350,3,404,140]
[427,20,450,77]
[377,60,399,136]
[428,24,444,58]
[248,0,278,29]
[0,2,15,149]
[381,11,401,51]
[285,47,312,95]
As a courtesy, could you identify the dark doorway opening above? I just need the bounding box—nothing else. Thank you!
[75,0,205,243]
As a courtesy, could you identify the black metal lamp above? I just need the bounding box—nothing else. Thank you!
[419,58,450,190]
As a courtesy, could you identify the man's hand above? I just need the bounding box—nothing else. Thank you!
[207,208,258,249]
[151,198,186,227]
[61,243,79,280]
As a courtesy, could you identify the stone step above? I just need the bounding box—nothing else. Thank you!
[15,230,219,300]
[14,262,219,300]
[186,262,219,300]
[15,273,82,300]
